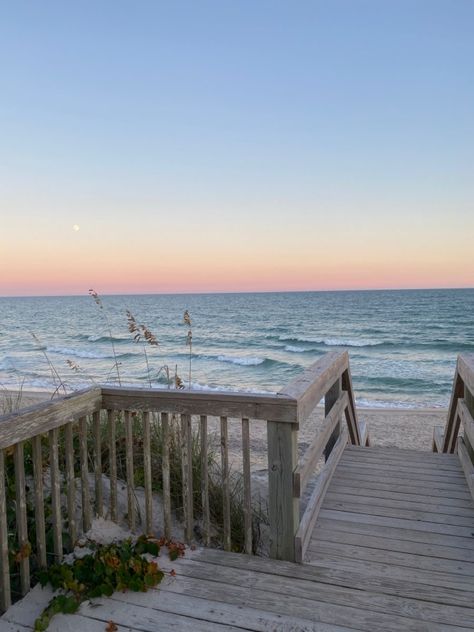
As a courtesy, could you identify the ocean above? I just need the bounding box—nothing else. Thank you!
[0,288,473,409]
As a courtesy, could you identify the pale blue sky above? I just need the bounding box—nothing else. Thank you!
[0,1,473,294]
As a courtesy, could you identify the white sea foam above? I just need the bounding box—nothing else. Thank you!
[217,355,265,366]
[284,345,309,353]
[279,335,381,347]
[48,346,109,360]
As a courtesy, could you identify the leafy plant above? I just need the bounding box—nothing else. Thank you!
[34,535,182,631]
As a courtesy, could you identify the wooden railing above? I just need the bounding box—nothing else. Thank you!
[280,350,368,563]
[433,353,474,501]
[0,351,366,611]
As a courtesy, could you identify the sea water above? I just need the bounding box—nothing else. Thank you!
[0,288,473,408]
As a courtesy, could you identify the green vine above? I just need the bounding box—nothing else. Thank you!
[34,536,184,631]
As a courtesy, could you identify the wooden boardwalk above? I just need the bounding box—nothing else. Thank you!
[2,444,474,632]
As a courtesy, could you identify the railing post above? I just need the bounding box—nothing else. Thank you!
[324,378,342,460]
[267,420,298,562]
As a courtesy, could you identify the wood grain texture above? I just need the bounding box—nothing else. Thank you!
[101,387,297,423]
[14,442,30,596]
[31,435,46,567]
[0,387,102,450]
[279,351,348,424]
[79,416,91,533]
[443,369,465,453]
[0,449,11,612]
[92,410,103,518]
[241,417,252,555]
[64,423,76,546]
[200,415,210,546]
[457,436,474,502]
[180,414,193,543]
[295,426,348,563]
[124,411,135,532]
[49,428,63,561]
[294,392,348,498]
[161,412,171,539]
[142,411,152,535]
[267,420,298,562]
[107,409,117,522]
[220,416,231,551]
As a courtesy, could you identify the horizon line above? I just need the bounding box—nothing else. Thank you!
[1,285,473,299]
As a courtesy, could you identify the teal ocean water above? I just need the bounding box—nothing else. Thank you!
[0,289,473,408]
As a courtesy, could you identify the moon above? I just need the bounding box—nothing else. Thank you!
[73,224,80,232]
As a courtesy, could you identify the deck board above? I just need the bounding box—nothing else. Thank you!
[2,445,474,631]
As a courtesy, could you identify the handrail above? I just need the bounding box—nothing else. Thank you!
[280,351,367,563]
[434,353,474,454]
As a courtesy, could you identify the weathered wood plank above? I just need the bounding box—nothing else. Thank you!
[241,417,252,555]
[443,369,464,453]
[318,508,474,538]
[31,435,47,567]
[458,398,474,454]
[180,414,193,542]
[322,496,474,527]
[308,537,474,578]
[457,435,474,502]
[14,442,29,596]
[158,553,474,629]
[79,416,91,533]
[64,422,76,545]
[267,419,298,562]
[341,367,361,445]
[331,472,472,499]
[200,414,210,546]
[161,412,171,539]
[315,515,474,550]
[346,445,458,463]
[325,489,474,518]
[0,449,11,612]
[124,411,135,532]
[433,425,444,452]
[142,411,152,535]
[101,387,297,423]
[310,525,474,565]
[0,387,102,449]
[107,409,117,522]
[336,464,466,486]
[192,546,474,610]
[92,410,103,517]
[279,351,348,424]
[110,585,350,632]
[220,416,231,551]
[49,428,62,561]
[337,458,465,478]
[295,427,348,563]
[294,393,348,498]
[458,353,474,401]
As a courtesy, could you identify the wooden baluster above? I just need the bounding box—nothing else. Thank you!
[49,428,63,561]
[93,411,103,517]
[108,410,117,522]
[32,435,47,567]
[0,449,11,611]
[64,422,76,546]
[124,411,135,531]
[161,412,171,539]
[324,378,342,460]
[79,416,91,533]
[267,420,298,562]
[143,411,153,534]
[180,414,193,542]
[200,415,210,546]
[14,442,30,595]
[220,416,231,551]
[241,417,252,555]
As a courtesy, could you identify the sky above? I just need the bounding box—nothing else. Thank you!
[0,0,473,296]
